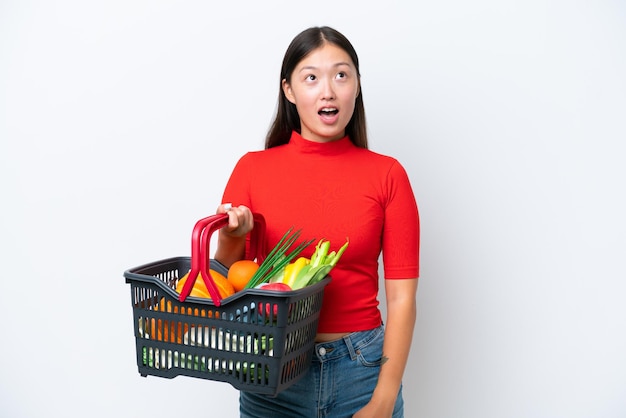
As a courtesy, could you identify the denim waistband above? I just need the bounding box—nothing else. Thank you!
[313,325,384,362]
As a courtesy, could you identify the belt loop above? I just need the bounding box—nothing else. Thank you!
[343,334,357,360]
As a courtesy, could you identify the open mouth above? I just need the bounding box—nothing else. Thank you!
[318,107,338,116]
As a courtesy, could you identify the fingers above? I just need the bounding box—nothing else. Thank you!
[216,203,253,237]
[216,202,232,214]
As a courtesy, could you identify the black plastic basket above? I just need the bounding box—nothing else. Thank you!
[124,214,329,396]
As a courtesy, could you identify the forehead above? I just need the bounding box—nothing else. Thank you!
[296,42,355,70]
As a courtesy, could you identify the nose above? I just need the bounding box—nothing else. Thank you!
[321,78,335,100]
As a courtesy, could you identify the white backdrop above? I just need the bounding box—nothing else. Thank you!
[1,1,625,417]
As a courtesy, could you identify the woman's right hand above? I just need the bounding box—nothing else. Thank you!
[216,203,254,238]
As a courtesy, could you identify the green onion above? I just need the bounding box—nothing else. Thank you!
[244,227,315,289]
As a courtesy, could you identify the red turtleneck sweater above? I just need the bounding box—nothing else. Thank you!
[222,131,419,333]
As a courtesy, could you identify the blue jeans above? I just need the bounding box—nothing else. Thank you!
[240,325,404,418]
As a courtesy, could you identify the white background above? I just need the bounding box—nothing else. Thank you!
[1,1,625,417]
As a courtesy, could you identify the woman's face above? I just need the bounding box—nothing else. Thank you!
[283,43,360,143]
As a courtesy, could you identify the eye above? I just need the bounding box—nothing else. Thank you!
[306,74,316,81]
[336,72,347,79]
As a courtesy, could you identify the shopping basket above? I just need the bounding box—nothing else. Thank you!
[124,213,329,396]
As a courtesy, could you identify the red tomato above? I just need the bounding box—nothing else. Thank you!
[258,283,292,317]
[259,283,292,292]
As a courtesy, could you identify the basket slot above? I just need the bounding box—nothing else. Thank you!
[183,326,275,356]
[132,284,160,310]
[280,351,309,385]
[287,291,324,324]
[283,321,318,355]
[238,362,270,386]
[140,342,272,385]
[139,312,278,356]
[151,267,180,289]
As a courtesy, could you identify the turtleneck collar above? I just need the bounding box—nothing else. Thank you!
[287,131,353,155]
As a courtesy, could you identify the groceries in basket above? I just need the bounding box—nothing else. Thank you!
[180,226,350,298]
[124,212,348,395]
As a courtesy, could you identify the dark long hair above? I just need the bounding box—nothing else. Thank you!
[265,26,368,149]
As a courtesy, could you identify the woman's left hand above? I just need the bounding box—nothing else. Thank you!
[352,400,394,418]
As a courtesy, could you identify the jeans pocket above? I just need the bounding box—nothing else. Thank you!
[355,331,384,367]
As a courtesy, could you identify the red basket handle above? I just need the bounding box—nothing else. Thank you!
[178,212,266,306]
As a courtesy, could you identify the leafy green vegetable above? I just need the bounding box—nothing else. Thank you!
[244,227,315,289]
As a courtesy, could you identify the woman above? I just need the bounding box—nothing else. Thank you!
[214,26,420,418]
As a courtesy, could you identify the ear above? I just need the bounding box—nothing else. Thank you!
[282,79,296,104]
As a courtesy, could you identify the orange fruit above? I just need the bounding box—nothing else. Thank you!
[149,299,183,343]
[228,260,259,292]
[149,270,234,344]
[176,269,235,299]
[206,269,235,298]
